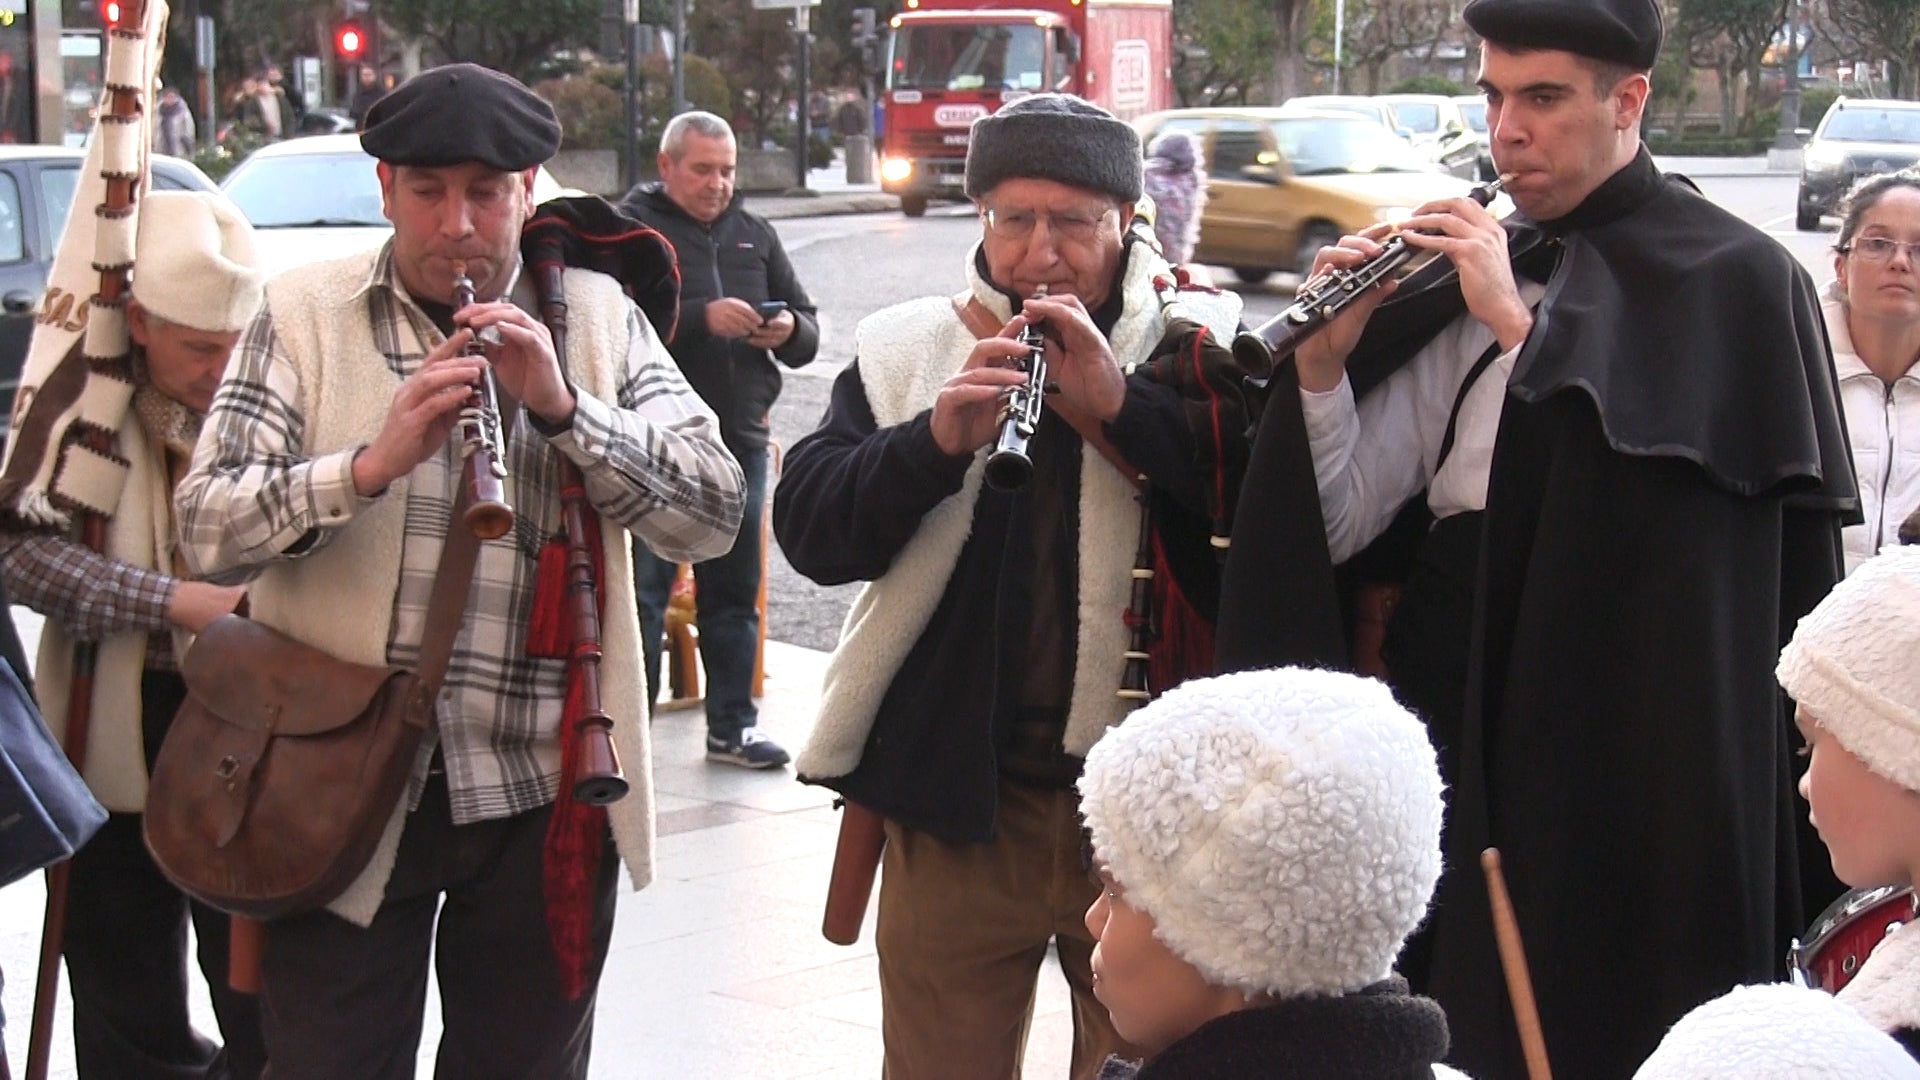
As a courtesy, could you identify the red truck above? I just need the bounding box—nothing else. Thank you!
[877,0,1173,216]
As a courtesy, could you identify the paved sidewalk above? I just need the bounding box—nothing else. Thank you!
[0,608,1083,1078]
[1654,153,1786,178]
[749,150,902,220]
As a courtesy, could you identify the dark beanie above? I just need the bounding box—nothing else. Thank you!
[963,94,1143,204]
[1463,0,1664,70]
[361,63,562,172]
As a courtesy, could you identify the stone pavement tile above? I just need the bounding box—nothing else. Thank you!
[607,877,810,953]
[656,800,771,837]
[652,813,838,880]
[589,990,881,1080]
[673,849,843,910]
[715,953,878,1009]
[602,907,861,1009]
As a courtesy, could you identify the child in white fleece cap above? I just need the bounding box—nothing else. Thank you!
[1077,665,1455,1079]
[1637,545,1920,1076]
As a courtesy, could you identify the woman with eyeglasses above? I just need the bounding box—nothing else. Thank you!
[1828,170,1920,573]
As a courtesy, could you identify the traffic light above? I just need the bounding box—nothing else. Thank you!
[335,21,367,60]
[103,0,124,27]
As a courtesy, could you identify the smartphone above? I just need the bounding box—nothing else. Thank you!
[756,300,789,321]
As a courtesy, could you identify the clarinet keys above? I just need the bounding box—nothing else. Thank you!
[984,287,1049,491]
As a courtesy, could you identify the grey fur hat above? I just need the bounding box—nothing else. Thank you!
[963,94,1143,204]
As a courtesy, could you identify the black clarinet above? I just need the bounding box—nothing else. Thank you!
[984,287,1049,491]
[1230,176,1509,377]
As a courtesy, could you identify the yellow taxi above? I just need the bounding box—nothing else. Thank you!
[1136,106,1499,284]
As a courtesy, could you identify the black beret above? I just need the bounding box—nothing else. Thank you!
[1463,0,1663,71]
[361,63,561,172]
[964,94,1142,204]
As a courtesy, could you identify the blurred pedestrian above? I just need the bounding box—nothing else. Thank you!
[154,86,195,157]
[1141,129,1205,266]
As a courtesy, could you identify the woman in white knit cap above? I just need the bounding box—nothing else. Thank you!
[1077,665,1458,1078]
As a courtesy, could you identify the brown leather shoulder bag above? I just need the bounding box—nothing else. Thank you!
[144,501,481,920]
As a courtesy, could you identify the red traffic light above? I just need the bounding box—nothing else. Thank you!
[103,0,123,26]
[335,22,366,59]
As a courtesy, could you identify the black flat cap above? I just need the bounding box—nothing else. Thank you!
[1464,0,1663,70]
[361,63,562,172]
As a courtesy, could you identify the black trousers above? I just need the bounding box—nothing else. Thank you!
[62,670,267,1080]
[257,768,620,1080]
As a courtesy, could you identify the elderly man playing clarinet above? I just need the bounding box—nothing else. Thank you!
[774,93,1246,1080]
[175,63,742,1079]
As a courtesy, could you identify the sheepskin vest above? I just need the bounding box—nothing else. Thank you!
[35,407,177,812]
[245,248,654,926]
[1840,917,1920,1046]
[796,244,1241,778]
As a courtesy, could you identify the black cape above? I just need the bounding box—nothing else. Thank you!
[1216,148,1857,1080]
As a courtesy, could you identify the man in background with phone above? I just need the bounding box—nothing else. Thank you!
[620,110,820,768]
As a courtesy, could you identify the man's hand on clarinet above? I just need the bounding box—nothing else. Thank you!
[458,301,575,425]
[1399,195,1532,352]
[351,338,486,497]
[1022,292,1125,423]
[1294,223,1400,394]
[930,322,1033,458]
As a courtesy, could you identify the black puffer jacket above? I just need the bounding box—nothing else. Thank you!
[617,183,819,452]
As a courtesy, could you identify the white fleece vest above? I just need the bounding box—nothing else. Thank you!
[35,410,176,813]
[797,246,1241,778]
[245,250,655,926]
[1840,917,1920,1037]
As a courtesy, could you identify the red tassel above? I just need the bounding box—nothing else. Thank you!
[1146,528,1215,696]
[525,536,570,658]
[542,671,607,1001]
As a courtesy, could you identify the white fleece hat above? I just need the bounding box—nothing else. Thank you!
[130,190,263,333]
[1635,983,1920,1079]
[1077,666,1444,998]
[1777,545,1920,793]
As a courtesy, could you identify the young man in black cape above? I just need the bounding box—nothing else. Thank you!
[1213,0,1858,1076]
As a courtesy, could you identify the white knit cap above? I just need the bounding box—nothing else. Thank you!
[130,190,263,333]
[1777,545,1920,792]
[1077,666,1444,998]
[1635,983,1920,1079]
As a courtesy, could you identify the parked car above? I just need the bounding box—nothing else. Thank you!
[1286,95,1408,138]
[0,148,220,435]
[1797,96,1920,230]
[1451,94,1498,181]
[221,134,574,273]
[1134,106,1504,284]
[1377,94,1482,180]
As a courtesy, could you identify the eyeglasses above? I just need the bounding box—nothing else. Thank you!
[1842,236,1920,263]
[982,205,1114,243]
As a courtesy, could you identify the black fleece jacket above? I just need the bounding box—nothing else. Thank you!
[617,182,819,451]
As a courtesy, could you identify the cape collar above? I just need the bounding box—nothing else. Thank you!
[1536,144,1662,236]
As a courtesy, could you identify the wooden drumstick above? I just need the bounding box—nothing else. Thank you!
[1482,848,1553,1080]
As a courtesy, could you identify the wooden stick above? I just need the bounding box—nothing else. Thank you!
[1482,848,1553,1080]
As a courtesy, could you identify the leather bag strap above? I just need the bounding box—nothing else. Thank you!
[414,389,520,693]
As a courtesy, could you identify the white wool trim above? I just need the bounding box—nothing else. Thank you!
[35,410,176,812]
[84,299,130,359]
[1635,983,1920,1079]
[1777,546,1920,792]
[795,244,1241,778]
[75,370,136,431]
[98,119,141,178]
[50,439,130,518]
[1078,667,1444,997]
[1841,919,1920,1036]
[95,211,135,269]
[243,249,655,926]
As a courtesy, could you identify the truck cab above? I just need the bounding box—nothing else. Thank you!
[878,0,1172,217]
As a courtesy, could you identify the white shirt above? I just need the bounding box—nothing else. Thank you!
[1301,280,1548,563]
[1824,288,1920,574]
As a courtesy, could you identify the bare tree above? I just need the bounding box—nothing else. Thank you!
[1337,0,1455,94]
[1820,0,1920,97]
